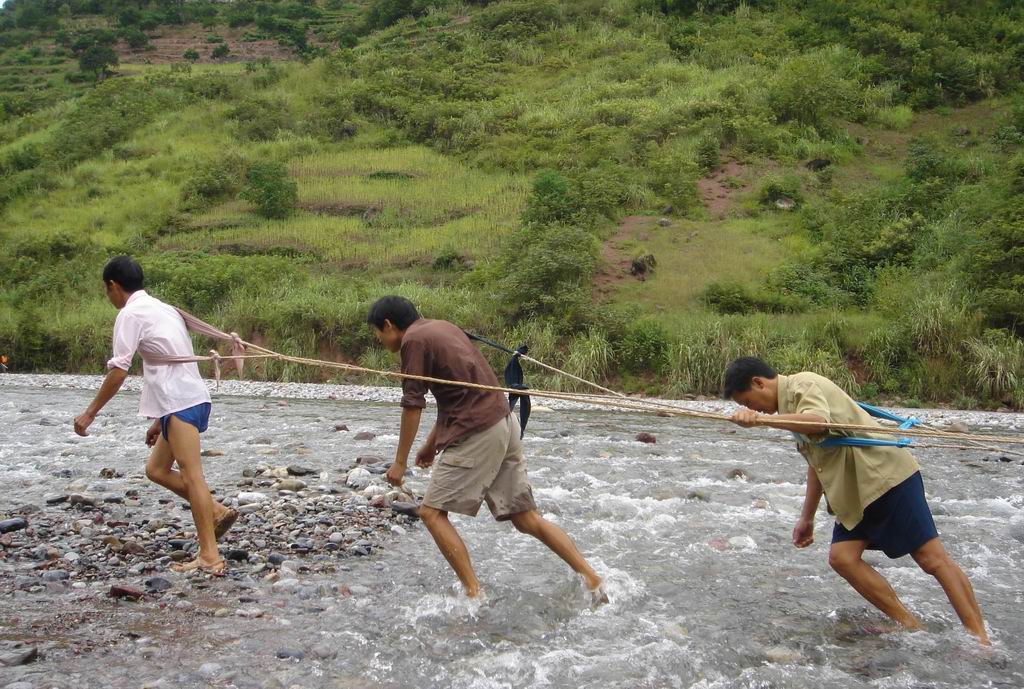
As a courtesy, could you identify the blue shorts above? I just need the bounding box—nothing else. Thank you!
[832,471,938,559]
[160,402,212,441]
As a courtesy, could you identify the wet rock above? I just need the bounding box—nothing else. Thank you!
[41,570,70,582]
[5,681,34,689]
[168,550,190,562]
[728,536,757,549]
[121,541,148,556]
[346,467,372,490]
[310,643,337,660]
[726,468,749,480]
[657,217,671,227]
[44,494,69,505]
[238,492,269,506]
[274,479,307,492]
[199,662,222,679]
[353,431,376,441]
[685,490,710,502]
[201,449,226,457]
[334,424,349,432]
[287,465,316,476]
[276,648,304,660]
[226,549,249,562]
[267,552,286,567]
[329,533,346,545]
[99,467,119,478]
[251,437,273,445]
[0,646,38,666]
[391,502,420,519]
[68,493,97,507]
[774,196,796,210]
[947,421,970,434]
[635,432,657,444]
[145,576,173,592]
[237,606,264,618]
[356,454,384,465]
[0,517,28,534]
[109,584,145,601]
[763,645,802,663]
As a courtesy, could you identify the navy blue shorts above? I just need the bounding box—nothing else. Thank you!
[832,471,938,559]
[160,402,212,441]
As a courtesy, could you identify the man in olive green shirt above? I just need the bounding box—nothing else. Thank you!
[724,356,989,645]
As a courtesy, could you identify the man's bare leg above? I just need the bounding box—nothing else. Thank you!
[911,538,990,645]
[419,506,482,597]
[145,434,230,522]
[163,417,221,569]
[829,539,922,629]
[509,510,605,599]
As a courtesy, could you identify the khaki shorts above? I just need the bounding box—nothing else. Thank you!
[422,414,536,521]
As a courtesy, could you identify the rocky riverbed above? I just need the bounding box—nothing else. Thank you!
[1,375,1023,688]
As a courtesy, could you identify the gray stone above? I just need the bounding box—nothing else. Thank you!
[237,492,268,506]
[353,431,376,441]
[41,570,70,582]
[356,455,384,465]
[635,433,657,444]
[275,479,307,492]
[145,576,173,592]
[275,648,304,660]
[0,646,38,666]
[287,465,316,476]
[309,643,337,660]
[68,493,97,507]
[346,468,372,490]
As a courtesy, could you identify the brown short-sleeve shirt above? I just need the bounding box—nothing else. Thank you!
[399,319,511,451]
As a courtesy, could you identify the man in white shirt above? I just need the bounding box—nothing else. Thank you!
[73,256,237,574]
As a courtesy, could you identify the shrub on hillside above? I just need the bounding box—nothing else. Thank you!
[240,161,297,219]
[617,319,670,373]
[79,44,118,80]
[768,49,861,129]
[183,49,200,62]
[182,155,249,211]
[212,44,231,60]
[521,170,573,225]
[305,95,357,141]
[228,97,290,141]
[472,1,562,40]
[499,223,598,319]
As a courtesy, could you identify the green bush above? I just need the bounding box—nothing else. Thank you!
[211,44,230,60]
[521,170,573,226]
[182,155,249,211]
[756,173,803,208]
[240,161,298,219]
[183,49,200,62]
[228,96,290,141]
[499,223,598,320]
[617,319,670,373]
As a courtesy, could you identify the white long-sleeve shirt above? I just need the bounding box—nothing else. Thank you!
[107,290,211,418]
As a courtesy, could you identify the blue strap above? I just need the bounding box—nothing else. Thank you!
[816,402,918,449]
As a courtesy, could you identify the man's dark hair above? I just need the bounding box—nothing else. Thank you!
[367,296,420,330]
[722,356,777,398]
[102,255,144,292]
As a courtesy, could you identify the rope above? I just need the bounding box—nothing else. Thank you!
[167,310,1024,449]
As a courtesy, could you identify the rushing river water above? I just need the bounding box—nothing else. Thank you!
[1,378,1023,689]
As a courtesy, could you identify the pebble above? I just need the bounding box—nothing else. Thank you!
[274,479,307,492]
[287,465,316,476]
[276,648,305,660]
[199,662,222,679]
[726,468,749,480]
[334,424,349,432]
[0,646,38,666]
[356,455,384,465]
[353,431,376,441]
[201,449,226,457]
[0,517,28,533]
[635,432,657,444]
[346,467,372,490]
[109,584,145,601]
[145,576,173,592]
[238,492,269,505]
[226,549,250,562]
[237,606,264,618]
[41,570,70,582]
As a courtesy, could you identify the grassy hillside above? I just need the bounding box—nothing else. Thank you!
[2,0,1024,409]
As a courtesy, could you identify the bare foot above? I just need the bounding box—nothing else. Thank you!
[171,556,226,576]
[588,580,609,606]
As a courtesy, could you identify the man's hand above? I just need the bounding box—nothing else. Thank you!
[146,421,162,447]
[73,411,96,437]
[792,518,814,548]
[729,409,760,428]
[415,443,436,469]
[385,462,406,487]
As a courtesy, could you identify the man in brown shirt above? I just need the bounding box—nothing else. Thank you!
[724,356,988,645]
[367,296,606,602]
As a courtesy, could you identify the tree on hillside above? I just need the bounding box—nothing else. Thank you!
[241,161,297,219]
[79,44,117,81]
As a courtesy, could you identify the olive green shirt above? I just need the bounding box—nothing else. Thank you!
[777,372,919,530]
